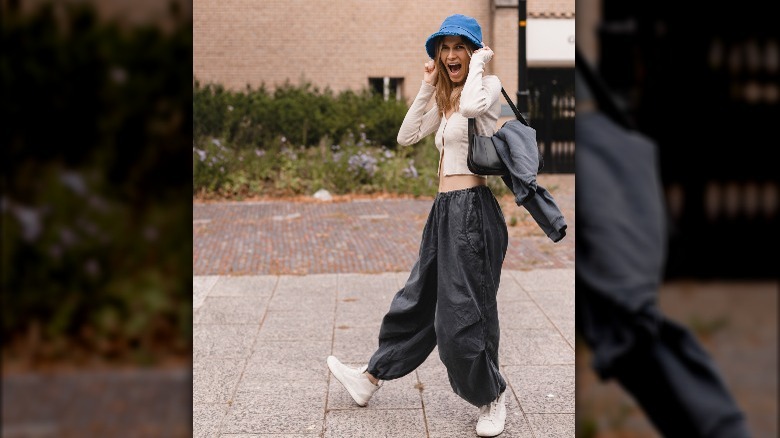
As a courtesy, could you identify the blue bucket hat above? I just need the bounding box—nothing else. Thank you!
[425,14,483,59]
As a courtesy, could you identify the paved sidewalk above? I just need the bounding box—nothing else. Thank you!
[193,269,575,437]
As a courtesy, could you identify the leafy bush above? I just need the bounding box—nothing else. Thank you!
[193,80,410,153]
[193,130,449,199]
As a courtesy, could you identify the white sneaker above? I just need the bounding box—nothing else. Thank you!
[476,391,507,437]
[326,355,382,407]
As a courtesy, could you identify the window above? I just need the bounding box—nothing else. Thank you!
[369,77,403,101]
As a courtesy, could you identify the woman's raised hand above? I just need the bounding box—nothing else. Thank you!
[473,43,493,63]
[423,60,438,86]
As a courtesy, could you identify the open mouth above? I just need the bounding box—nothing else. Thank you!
[448,63,462,75]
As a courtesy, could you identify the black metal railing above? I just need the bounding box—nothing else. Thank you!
[528,68,575,173]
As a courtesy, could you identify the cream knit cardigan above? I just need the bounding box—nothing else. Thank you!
[396,50,502,177]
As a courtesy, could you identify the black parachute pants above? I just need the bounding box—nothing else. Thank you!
[366,185,508,408]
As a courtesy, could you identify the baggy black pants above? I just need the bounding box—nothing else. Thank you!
[366,186,509,407]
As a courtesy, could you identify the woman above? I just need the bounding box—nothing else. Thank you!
[327,14,509,437]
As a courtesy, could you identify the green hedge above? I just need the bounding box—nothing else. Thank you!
[193,80,410,151]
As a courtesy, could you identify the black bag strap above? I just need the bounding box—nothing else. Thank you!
[500,87,530,126]
[574,46,636,131]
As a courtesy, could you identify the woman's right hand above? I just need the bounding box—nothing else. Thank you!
[423,60,437,86]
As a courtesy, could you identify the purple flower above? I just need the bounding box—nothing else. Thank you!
[281,147,297,160]
[403,160,419,178]
[194,147,207,161]
[348,152,378,177]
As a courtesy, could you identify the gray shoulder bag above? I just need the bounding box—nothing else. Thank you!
[466,88,542,176]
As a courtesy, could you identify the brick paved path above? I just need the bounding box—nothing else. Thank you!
[194,175,575,275]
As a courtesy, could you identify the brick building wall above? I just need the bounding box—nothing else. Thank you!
[492,6,521,99]
[194,0,573,103]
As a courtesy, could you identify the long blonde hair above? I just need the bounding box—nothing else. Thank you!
[433,37,478,114]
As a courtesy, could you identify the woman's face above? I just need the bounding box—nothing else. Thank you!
[439,36,470,84]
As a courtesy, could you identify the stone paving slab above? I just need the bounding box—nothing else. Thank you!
[324,409,428,438]
[192,270,575,437]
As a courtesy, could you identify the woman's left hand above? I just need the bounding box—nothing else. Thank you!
[473,43,493,63]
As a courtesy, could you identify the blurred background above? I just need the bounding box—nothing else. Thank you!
[2,0,193,436]
[576,0,778,437]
